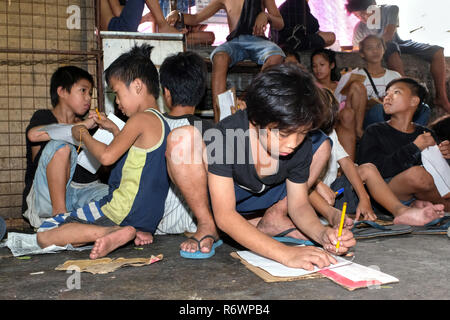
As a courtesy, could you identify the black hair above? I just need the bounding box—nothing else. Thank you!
[159,51,207,107]
[385,77,428,106]
[280,44,302,65]
[50,66,94,108]
[310,48,340,82]
[429,114,450,142]
[359,34,386,52]
[345,0,376,13]
[104,44,159,99]
[318,87,340,135]
[245,63,325,132]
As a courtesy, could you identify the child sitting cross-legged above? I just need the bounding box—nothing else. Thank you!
[310,88,445,227]
[36,44,171,259]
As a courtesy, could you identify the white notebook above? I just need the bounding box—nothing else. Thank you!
[76,113,125,174]
[421,145,450,197]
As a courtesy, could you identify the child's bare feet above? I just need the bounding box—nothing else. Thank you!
[180,222,219,254]
[394,204,445,226]
[134,231,153,246]
[90,226,136,260]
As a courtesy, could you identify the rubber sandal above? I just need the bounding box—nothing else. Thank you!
[180,235,223,259]
[352,220,412,239]
[411,216,450,235]
[272,228,315,246]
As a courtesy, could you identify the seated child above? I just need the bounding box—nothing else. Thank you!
[207,64,355,269]
[346,0,450,113]
[157,51,219,256]
[311,88,444,227]
[270,0,336,51]
[36,44,171,260]
[24,66,109,228]
[357,77,450,213]
[335,35,430,130]
[101,0,179,33]
[310,48,366,160]
[166,0,286,123]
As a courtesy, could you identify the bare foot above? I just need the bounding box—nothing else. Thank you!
[394,205,445,226]
[134,231,153,246]
[256,198,309,240]
[90,226,136,260]
[180,222,219,254]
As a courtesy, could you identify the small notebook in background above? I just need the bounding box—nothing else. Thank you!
[421,145,450,197]
[77,113,125,174]
[216,88,236,121]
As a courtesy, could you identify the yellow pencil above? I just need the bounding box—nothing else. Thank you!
[95,108,102,120]
[336,202,347,253]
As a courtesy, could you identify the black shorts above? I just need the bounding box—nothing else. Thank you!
[384,39,443,63]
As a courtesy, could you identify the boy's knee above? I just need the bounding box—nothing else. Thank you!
[407,166,434,191]
[52,144,72,162]
[263,55,284,68]
[357,163,378,180]
[349,81,366,95]
[339,107,355,127]
[212,52,231,70]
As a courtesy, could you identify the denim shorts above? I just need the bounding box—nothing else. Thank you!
[23,140,109,228]
[234,182,287,214]
[210,35,285,67]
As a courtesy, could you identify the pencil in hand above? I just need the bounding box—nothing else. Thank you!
[336,202,347,254]
[95,108,102,120]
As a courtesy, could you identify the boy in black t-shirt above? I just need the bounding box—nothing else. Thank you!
[205,64,355,269]
[24,66,108,228]
[358,77,450,219]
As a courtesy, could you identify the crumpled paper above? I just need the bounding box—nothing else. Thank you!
[55,254,163,274]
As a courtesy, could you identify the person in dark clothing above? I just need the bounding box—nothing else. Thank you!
[270,0,335,51]
[357,77,450,217]
[24,66,109,228]
[166,0,285,123]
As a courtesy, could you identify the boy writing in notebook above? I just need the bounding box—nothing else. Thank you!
[206,64,355,269]
[24,66,109,228]
[36,45,171,259]
[358,78,450,215]
[166,0,286,123]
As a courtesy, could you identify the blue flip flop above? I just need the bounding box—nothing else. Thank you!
[180,235,223,259]
[412,216,450,235]
[272,228,315,246]
[0,217,6,241]
[352,220,412,239]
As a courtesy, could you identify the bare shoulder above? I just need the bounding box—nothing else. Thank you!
[127,110,163,148]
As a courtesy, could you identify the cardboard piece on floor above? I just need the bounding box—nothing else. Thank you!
[55,254,163,274]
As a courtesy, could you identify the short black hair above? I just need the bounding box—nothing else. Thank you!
[50,66,94,107]
[310,48,340,82]
[345,0,376,13]
[385,77,428,106]
[245,63,325,132]
[429,114,450,142]
[104,44,159,99]
[280,44,302,65]
[159,51,207,107]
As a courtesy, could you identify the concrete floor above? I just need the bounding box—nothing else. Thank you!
[0,230,449,302]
